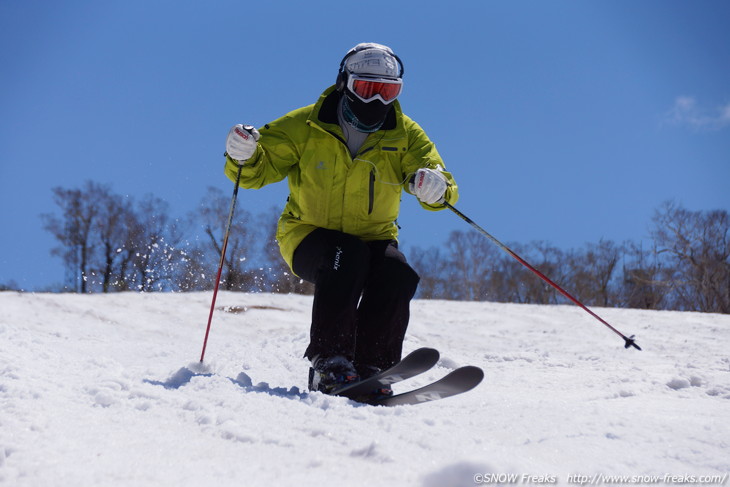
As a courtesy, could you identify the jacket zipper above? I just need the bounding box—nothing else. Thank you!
[368,170,375,215]
[322,124,378,215]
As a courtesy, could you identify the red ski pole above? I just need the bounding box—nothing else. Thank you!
[444,202,641,350]
[200,164,243,362]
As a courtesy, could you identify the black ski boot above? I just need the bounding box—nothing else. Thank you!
[354,364,394,402]
[308,355,359,394]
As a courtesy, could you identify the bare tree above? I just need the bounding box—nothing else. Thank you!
[40,183,728,313]
[93,190,134,292]
[442,230,501,300]
[510,241,566,305]
[42,181,185,293]
[408,245,450,299]
[123,195,183,292]
[621,241,669,310]
[42,181,107,292]
[651,201,730,313]
[566,239,623,307]
[191,187,260,291]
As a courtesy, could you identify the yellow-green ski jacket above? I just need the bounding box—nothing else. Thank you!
[225,86,458,271]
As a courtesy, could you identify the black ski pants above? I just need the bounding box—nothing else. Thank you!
[292,228,420,370]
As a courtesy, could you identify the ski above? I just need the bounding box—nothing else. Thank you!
[371,365,484,407]
[331,347,484,407]
[331,347,440,400]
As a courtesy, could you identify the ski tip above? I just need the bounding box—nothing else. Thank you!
[408,347,440,361]
[624,335,642,351]
[454,365,485,387]
[413,346,439,353]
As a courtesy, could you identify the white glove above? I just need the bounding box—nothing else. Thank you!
[410,168,448,204]
[226,124,260,163]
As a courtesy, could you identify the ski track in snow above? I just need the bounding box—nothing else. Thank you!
[1,291,729,486]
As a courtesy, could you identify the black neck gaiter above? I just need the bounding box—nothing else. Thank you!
[342,90,393,133]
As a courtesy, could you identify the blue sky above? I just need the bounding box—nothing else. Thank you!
[1,1,729,291]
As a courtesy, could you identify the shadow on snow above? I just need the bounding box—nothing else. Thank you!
[143,366,213,389]
[144,366,311,402]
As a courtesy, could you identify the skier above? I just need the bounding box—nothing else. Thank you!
[224,42,458,398]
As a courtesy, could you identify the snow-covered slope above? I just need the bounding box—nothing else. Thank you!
[1,291,728,486]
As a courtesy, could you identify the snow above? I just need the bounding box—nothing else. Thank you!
[1,291,729,486]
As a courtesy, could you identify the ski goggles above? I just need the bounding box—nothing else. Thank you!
[347,74,402,104]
